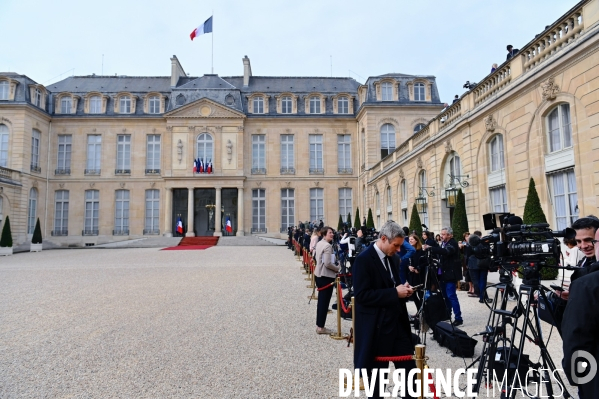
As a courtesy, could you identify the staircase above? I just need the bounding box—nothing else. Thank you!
[178,236,220,246]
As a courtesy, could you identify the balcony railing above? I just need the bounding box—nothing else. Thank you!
[251,168,266,175]
[145,168,161,175]
[251,227,267,234]
[84,169,101,175]
[54,168,71,175]
[280,227,293,233]
[337,167,353,174]
[143,229,160,235]
[113,229,129,236]
[82,229,99,236]
[309,168,324,175]
[51,229,68,236]
[30,164,41,173]
[280,167,295,175]
[115,169,131,175]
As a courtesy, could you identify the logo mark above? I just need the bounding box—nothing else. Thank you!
[571,350,597,385]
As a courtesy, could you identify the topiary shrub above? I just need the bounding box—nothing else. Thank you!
[346,213,352,229]
[366,208,375,229]
[354,208,361,228]
[0,216,13,248]
[451,189,469,242]
[409,204,423,236]
[337,215,344,231]
[32,218,43,244]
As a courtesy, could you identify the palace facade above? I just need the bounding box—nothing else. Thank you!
[0,0,598,246]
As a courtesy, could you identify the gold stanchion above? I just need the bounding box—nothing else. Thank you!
[304,256,312,281]
[306,260,315,288]
[415,344,426,399]
[330,277,348,340]
[343,297,362,392]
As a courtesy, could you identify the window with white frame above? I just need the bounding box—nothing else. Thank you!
[116,135,131,172]
[196,133,214,163]
[309,134,323,173]
[146,135,161,171]
[448,153,461,182]
[338,97,349,114]
[34,88,42,107]
[380,123,395,158]
[414,123,426,134]
[381,82,392,101]
[252,189,266,231]
[84,190,99,234]
[0,124,8,167]
[489,134,505,172]
[0,81,8,100]
[27,187,38,234]
[547,104,572,153]
[550,169,578,230]
[253,97,264,114]
[145,189,160,233]
[114,190,130,234]
[31,129,40,171]
[337,135,351,173]
[54,190,69,235]
[310,188,324,221]
[339,188,352,221]
[375,191,381,228]
[414,83,425,101]
[281,96,292,114]
[281,188,295,229]
[119,96,131,113]
[309,96,321,114]
[90,96,101,114]
[401,180,408,225]
[419,170,429,226]
[57,135,71,173]
[149,96,160,114]
[252,135,266,173]
[61,97,72,114]
[489,186,508,213]
[86,135,102,172]
[387,186,392,220]
[280,135,294,172]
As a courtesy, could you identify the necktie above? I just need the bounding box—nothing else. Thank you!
[384,256,396,285]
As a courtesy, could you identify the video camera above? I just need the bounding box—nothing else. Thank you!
[470,213,575,285]
[361,227,379,246]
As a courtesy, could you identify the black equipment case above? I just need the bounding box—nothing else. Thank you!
[433,321,478,357]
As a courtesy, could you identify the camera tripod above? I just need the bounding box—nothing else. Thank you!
[469,269,572,398]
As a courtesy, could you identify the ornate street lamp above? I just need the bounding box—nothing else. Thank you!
[447,174,470,188]
[445,185,459,208]
[416,187,435,214]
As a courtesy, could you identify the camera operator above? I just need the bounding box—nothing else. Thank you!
[423,226,464,326]
[562,226,599,398]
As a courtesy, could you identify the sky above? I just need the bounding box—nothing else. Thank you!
[1,0,576,103]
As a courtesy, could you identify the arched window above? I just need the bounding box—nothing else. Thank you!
[381,82,392,101]
[375,191,381,228]
[28,188,38,234]
[448,153,461,180]
[414,83,425,101]
[61,96,72,114]
[380,123,396,158]
[0,124,8,167]
[547,104,572,153]
[0,81,8,100]
[119,96,131,113]
[196,133,214,164]
[281,96,292,114]
[386,186,392,221]
[413,123,426,134]
[489,135,505,172]
[89,96,101,114]
[176,94,186,106]
[309,96,321,113]
[418,170,429,226]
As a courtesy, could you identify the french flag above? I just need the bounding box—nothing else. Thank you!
[190,16,213,41]
[176,217,184,234]
[199,158,204,173]
[207,159,212,174]
[193,159,197,173]
[225,216,232,233]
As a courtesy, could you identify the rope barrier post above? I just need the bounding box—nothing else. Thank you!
[304,254,312,281]
[351,296,355,345]
[306,258,315,288]
[330,277,348,340]
[415,344,426,399]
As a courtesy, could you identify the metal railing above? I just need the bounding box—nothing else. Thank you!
[30,164,41,173]
[337,167,353,174]
[143,229,160,235]
[145,168,161,175]
[51,229,68,236]
[309,168,324,174]
[280,167,295,175]
[115,169,131,175]
[54,168,71,175]
[251,168,266,174]
[82,229,99,236]
[251,227,267,233]
[112,229,129,235]
[84,169,101,175]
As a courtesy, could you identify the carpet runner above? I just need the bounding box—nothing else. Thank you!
[161,236,219,251]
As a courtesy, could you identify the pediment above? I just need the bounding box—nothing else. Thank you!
[165,98,245,119]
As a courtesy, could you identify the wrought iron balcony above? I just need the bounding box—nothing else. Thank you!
[280,167,295,175]
[251,227,267,233]
[51,229,68,236]
[30,164,41,173]
[145,168,161,175]
[115,169,131,175]
[112,229,129,236]
[337,167,353,174]
[143,229,160,235]
[251,168,266,175]
[84,169,101,175]
[309,168,324,175]
[82,229,99,236]
[54,168,71,175]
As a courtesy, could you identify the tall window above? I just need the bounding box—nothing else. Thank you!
[114,190,130,234]
[401,180,407,202]
[120,96,131,113]
[281,96,292,114]
[145,189,160,234]
[252,135,266,173]
[57,135,71,173]
[547,104,572,153]
[146,135,161,171]
[27,188,38,234]
[31,129,41,171]
[490,186,508,213]
[375,191,381,228]
[54,190,69,235]
[387,186,393,220]
[339,188,352,221]
[0,81,8,100]
[489,135,505,172]
[338,97,349,114]
[401,180,408,225]
[414,123,426,134]
[253,97,264,114]
[61,97,72,114]
[252,189,266,232]
[90,96,101,113]
[309,96,321,113]
[310,188,324,221]
[86,135,102,173]
[414,83,425,101]
[84,190,99,234]
[149,96,160,114]
[337,135,351,172]
[448,153,461,181]
[196,133,214,163]
[309,134,323,173]
[550,169,578,230]
[381,82,392,101]
[281,188,295,229]
[0,124,8,167]
[280,135,294,172]
[419,170,429,227]
[380,123,395,158]
[34,88,42,107]
[116,135,131,172]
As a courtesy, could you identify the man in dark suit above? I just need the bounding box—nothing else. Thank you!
[354,221,416,398]
[506,44,520,60]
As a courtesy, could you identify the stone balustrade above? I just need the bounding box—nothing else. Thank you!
[473,65,512,107]
[412,124,431,147]
[0,166,21,182]
[438,101,462,129]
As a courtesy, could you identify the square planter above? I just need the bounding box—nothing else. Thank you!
[30,243,43,252]
[0,246,13,256]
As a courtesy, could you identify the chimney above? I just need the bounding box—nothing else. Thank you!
[170,55,187,87]
[243,55,252,87]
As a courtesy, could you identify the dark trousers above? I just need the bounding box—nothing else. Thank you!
[469,269,488,301]
[315,276,335,328]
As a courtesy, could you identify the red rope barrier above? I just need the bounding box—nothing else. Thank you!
[317,282,335,291]
[373,355,414,362]
[338,282,352,314]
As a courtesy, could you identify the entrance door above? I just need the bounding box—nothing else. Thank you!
[221,188,238,235]
[172,189,188,237]
[194,189,216,236]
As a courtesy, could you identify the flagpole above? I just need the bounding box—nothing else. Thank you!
[211,11,214,74]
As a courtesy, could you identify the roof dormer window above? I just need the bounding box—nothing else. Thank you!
[120,96,131,113]
[0,81,8,100]
[309,96,321,113]
[61,97,72,114]
[414,83,425,101]
[90,96,101,113]
[382,82,393,101]
[34,88,42,107]
[253,96,264,114]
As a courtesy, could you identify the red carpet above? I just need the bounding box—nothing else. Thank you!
[162,245,213,251]
[161,236,220,251]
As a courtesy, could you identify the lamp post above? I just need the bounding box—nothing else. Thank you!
[416,187,435,214]
[445,186,459,208]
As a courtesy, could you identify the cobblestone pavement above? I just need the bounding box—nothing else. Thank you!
[0,246,575,398]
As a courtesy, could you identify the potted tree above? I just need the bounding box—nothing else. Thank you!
[31,217,43,252]
[0,215,13,256]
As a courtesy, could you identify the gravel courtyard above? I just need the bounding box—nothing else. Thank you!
[0,244,575,398]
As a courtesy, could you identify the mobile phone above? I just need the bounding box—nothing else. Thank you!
[411,284,424,290]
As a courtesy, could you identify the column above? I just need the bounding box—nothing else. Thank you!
[236,187,244,236]
[186,187,195,237]
[164,188,173,237]
[214,187,222,236]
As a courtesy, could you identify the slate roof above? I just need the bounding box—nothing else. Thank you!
[49,75,172,94]
[361,73,442,105]
[222,76,361,94]
[0,73,43,105]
